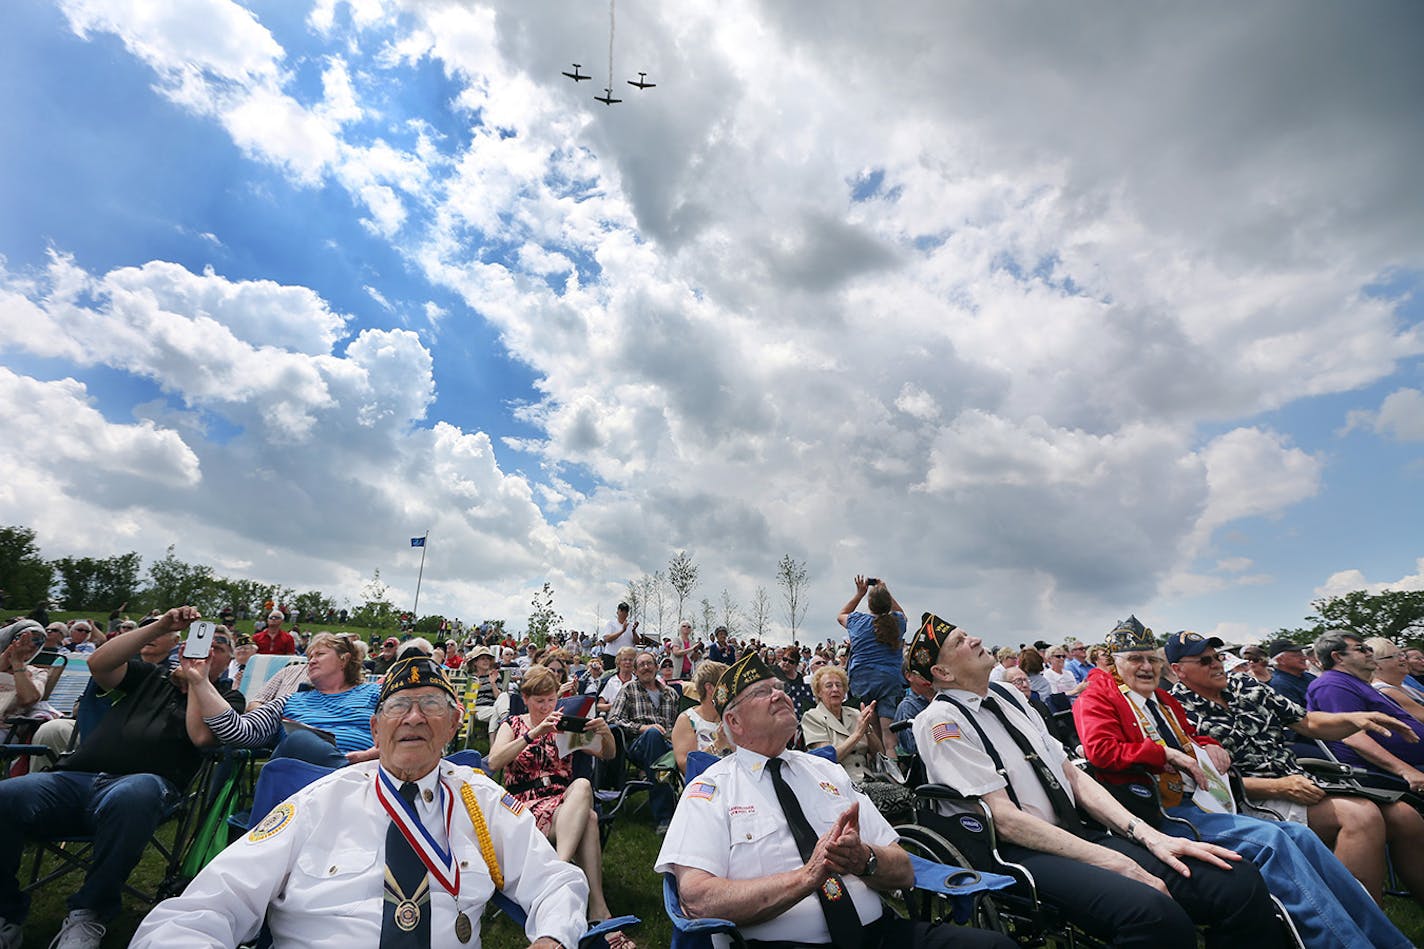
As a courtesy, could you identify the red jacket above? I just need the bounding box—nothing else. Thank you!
[1072,667,1219,786]
[254,627,295,655]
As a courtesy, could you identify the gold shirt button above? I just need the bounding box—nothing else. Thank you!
[328,866,338,874]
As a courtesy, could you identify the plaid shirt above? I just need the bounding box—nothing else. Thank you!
[607,678,680,734]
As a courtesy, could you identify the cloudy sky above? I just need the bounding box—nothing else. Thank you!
[3,0,1422,645]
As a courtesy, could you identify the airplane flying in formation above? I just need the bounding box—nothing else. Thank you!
[627,72,656,89]
[561,63,590,81]
[594,86,623,105]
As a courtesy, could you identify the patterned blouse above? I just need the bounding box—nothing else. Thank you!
[1170,677,1307,779]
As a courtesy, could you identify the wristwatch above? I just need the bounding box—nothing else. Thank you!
[861,846,878,877]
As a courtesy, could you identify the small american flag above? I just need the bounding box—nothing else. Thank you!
[933,721,961,743]
[500,793,526,815]
[687,782,716,801]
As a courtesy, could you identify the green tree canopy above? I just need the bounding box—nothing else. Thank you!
[1307,589,1424,643]
[0,525,54,610]
[53,552,142,612]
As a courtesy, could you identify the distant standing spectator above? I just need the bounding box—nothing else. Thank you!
[707,626,736,665]
[836,575,907,753]
[253,610,295,655]
[599,603,638,666]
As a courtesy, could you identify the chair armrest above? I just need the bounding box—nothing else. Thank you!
[905,855,1016,924]
[912,783,973,804]
[581,915,640,947]
[662,873,740,937]
[906,855,1015,896]
[1296,758,1353,779]
[0,744,57,763]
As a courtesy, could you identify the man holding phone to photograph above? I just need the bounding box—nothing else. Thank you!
[0,607,243,949]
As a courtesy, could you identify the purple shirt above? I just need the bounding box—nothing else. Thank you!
[1306,669,1424,770]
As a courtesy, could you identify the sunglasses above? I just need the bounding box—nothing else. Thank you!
[1181,652,1223,667]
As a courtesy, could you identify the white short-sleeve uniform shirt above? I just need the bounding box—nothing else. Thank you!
[655,747,897,945]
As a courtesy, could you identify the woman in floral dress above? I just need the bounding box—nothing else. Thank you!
[488,665,632,943]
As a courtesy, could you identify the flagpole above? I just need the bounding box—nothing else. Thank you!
[412,530,430,619]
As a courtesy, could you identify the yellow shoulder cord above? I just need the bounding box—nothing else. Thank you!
[459,781,504,890]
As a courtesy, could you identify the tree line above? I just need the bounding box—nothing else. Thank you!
[619,550,811,642]
[0,524,389,627]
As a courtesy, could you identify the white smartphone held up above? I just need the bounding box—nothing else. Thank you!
[185,620,216,660]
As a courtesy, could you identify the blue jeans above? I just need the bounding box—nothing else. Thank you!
[1164,803,1411,949]
[0,771,179,923]
[625,727,675,824]
[271,728,350,769]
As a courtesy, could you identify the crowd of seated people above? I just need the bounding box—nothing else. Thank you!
[1075,618,1412,947]
[13,594,1424,949]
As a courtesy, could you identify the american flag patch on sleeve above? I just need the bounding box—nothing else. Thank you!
[687,781,716,801]
[933,721,962,743]
[500,793,526,815]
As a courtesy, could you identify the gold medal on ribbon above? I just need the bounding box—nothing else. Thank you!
[394,898,421,931]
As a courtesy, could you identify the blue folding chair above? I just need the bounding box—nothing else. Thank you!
[664,749,1014,948]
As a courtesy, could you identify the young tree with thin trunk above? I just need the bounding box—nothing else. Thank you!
[750,585,771,641]
[668,551,699,625]
[719,588,740,638]
[776,554,809,641]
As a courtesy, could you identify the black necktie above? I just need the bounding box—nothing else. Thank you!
[765,758,862,949]
[381,782,431,948]
[1146,698,1183,751]
[979,695,1084,833]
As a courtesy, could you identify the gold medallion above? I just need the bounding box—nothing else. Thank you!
[455,910,473,943]
[395,898,421,931]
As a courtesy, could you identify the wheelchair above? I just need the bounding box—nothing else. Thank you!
[891,764,1306,947]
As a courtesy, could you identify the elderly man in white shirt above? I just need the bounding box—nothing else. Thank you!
[133,657,589,948]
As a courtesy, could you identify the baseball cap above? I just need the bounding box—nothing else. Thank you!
[1265,639,1304,658]
[1164,630,1225,664]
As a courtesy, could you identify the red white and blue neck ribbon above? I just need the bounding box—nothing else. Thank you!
[375,769,461,897]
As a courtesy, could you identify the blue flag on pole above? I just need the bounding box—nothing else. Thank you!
[410,537,425,548]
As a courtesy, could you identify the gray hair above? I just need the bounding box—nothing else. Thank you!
[1313,629,1359,670]
[397,636,435,660]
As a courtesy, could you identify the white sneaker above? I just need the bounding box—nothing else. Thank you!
[0,918,23,949]
[49,910,105,949]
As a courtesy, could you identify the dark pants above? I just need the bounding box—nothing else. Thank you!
[0,770,179,922]
[997,831,1285,949]
[271,728,349,769]
[746,912,1014,948]
[625,726,676,824]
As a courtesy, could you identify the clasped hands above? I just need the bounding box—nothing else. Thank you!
[803,801,872,888]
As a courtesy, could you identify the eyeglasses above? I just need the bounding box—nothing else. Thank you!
[733,681,786,706]
[1118,654,1165,667]
[378,695,456,719]
[1342,645,1374,655]
[1182,653,1223,667]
